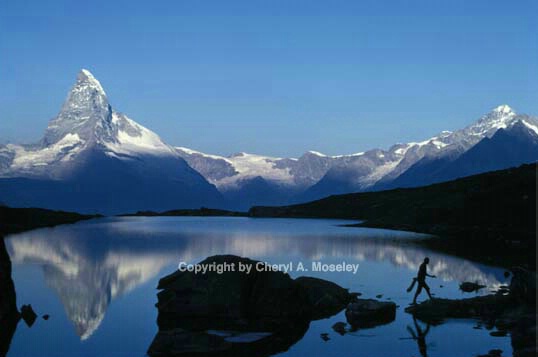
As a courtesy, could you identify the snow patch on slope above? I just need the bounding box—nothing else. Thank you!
[521,120,538,135]
[104,113,174,157]
[176,146,233,161]
[9,133,85,170]
[219,153,293,187]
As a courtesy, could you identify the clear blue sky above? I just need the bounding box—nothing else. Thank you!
[1,0,536,157]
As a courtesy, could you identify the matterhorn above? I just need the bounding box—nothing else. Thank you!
[0,69,223,214]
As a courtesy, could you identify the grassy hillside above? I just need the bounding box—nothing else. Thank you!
[250,164,537,267]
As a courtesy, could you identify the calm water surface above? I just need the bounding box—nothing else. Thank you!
[6,217,511,357]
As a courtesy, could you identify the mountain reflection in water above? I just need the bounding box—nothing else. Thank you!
[5,217,508,353]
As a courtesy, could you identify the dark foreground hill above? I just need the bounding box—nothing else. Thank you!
[250,164,537,267]
[0,206,99,235]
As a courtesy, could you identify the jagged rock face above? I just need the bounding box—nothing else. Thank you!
[278,152,336,187]
[43,70,112,147]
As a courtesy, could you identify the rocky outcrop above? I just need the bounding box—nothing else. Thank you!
[404,295,512,324]
[148,255,356,356]
[509,267,536,305]
[0,237,19,356]
[345,299,397,328]
[405,269,537,357]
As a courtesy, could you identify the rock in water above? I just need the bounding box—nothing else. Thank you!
[459,281,486,293]
[332,322,347,335]
[148,255,354,357]
[295,276,352,319]
[345,299,397,328]
[477,349,504,357]
[20,305,37,327]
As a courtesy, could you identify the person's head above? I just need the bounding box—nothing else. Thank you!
[424,257,430,264]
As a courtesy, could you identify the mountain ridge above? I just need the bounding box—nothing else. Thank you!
[0,69,537,212]
[175,104,538,206]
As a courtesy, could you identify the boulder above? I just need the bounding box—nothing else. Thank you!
[345,299,397,328]
[295,276,352,319]
[154,255,340,331]
[149,255,355,356]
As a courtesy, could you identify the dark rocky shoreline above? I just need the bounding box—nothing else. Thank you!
[149,255,536,357]
[405,267,536,357]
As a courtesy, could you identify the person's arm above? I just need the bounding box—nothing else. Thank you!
[427,272,436,278]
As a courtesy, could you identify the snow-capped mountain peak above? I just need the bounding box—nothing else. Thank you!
[466,104,517,137]
[0,69,224,213]
[3,70,183,178]
[77,68,106,94]
[492,104,514,115]
[43,69,111,147]
[46,69,174,157]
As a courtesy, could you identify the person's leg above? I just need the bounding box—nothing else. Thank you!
[413,283,423,304]
[424,282,432,299]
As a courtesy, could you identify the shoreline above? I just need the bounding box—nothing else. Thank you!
[0,206,101,236]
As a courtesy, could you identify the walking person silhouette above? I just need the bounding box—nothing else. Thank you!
[409,257,436,304]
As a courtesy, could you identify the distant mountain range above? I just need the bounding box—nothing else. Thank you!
[178,104,538,207]
[0,70,537,213]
